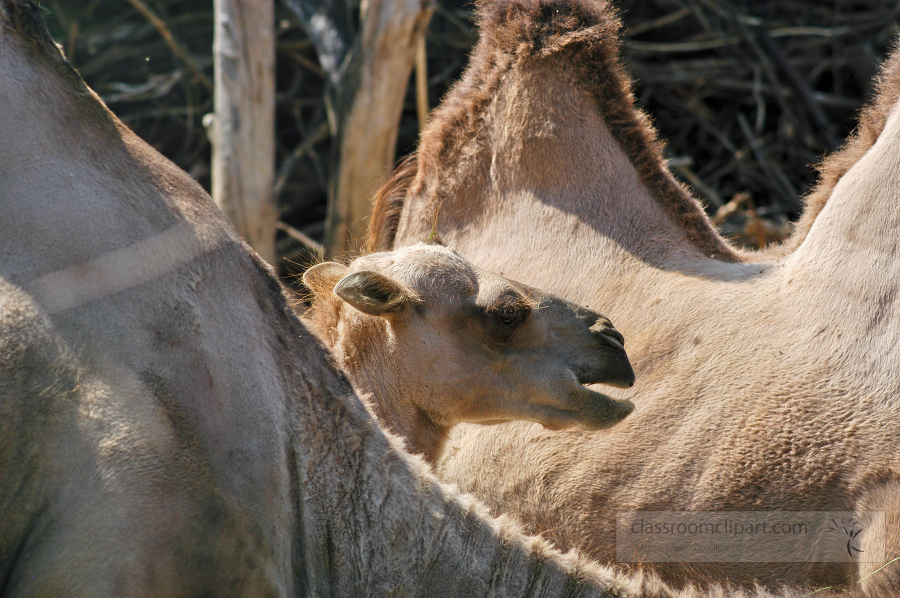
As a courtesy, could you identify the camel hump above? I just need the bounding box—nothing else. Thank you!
[790,45,900,254]
[1,0,57,50]
[0,0,90,102]
[475,0,621,62]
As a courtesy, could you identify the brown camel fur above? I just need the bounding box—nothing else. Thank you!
[368,0,900,595]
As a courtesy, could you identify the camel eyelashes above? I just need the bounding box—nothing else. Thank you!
[485,300,531,332]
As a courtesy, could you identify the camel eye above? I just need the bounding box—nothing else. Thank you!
[476,292,532,345]
[496,308,523,326]
[492,304,528,328]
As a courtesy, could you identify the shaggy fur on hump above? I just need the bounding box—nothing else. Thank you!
[368,155,418,252]
[368,0,741,261]
[772,38,900,255]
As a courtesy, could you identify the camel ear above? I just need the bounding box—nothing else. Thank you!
[303,262,350,299]
[333,271,415,316]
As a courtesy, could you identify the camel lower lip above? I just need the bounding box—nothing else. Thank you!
[575,386,635,429]
[532,387,634,431]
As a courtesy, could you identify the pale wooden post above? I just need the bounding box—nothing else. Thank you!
[212,0,277,264]
[325,0,434,257]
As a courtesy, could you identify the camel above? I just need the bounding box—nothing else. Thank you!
[302,242,635,464]
[368,0,900,595]
[0,1,704,596]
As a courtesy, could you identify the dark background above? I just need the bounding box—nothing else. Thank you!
[44,0,900,286]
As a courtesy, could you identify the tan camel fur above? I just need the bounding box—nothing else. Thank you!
[302,242,635,464]
[369,0,900,595]
[0,1,689,595]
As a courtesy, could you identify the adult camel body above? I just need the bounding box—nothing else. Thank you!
[370,0,900,594]
[0,1,683,595]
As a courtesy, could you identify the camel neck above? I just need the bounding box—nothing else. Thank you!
[334,338,448,467]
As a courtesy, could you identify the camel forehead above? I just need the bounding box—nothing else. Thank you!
[350,244,479,295]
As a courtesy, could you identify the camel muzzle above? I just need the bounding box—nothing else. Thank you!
[586,320,635,389]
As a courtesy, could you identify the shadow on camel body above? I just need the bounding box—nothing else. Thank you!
[369,0,900,594]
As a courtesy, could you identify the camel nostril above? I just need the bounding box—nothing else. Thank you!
[604,327,625,346]
[591,322,625,351]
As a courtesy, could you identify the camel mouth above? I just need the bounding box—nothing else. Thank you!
[574,333,636,389]
[575,362,635,389]
[535,376,635,431]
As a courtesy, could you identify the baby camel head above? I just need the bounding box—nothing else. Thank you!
[303,243,634,463]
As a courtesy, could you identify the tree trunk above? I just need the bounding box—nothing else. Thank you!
[212,0,277,264]
[324,0,434,257]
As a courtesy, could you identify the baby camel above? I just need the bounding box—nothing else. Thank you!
[303,243,635,464]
